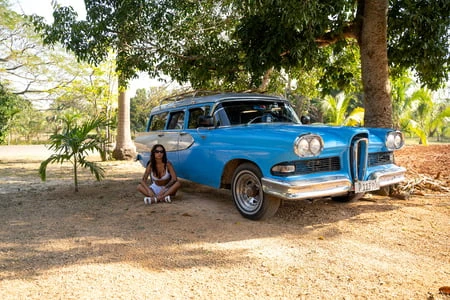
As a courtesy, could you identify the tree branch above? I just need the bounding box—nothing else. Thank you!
[257,67,274,92]
[315,23,359,47]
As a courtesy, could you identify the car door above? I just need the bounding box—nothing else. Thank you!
[175,105,213,182]
[134,111,170,154]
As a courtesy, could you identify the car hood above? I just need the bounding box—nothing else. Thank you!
[234,123,369,142]
[210,123,388,157]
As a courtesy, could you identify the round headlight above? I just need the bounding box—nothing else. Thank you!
[394,132,404,149]
[386,132,395,150]
[294,134,324,157]
[298,139,310,156]
[386,131,404,150]
[309,138,323,155]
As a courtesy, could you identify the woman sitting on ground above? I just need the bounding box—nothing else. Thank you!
[137,144,181,204]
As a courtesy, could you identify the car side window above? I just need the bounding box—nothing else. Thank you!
[213,106,230,127]
[188,106,211,128]
[167,111,185,130]
[149,112,168,131]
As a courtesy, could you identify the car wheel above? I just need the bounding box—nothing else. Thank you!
[332,192,365,203]
[231,163,281,220]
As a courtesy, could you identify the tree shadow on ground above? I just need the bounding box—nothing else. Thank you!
[0,163,412,281]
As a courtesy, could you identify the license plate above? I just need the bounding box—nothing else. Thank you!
[354,180,380,193]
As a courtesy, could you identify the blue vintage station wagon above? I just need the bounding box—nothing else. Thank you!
[135,93,406,220]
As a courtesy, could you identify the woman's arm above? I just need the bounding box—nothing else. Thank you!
[164,161,178,189]
[141,163,152,185]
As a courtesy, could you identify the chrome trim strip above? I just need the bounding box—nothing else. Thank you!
[353,137,368,181]
[262,176,352,200]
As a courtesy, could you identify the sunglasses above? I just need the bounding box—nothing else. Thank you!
[153,150,164,153]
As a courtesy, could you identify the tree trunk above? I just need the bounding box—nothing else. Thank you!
[74,156,78,193]
[112,78,136,160]
[358,0,393,128]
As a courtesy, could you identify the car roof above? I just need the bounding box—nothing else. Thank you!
[150,92,287,113]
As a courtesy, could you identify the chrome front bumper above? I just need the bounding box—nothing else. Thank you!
[261,165,406,201]
[368,166,406,187]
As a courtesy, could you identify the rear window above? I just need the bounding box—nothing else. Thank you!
[167,111,185,130]
[149,112,168,131]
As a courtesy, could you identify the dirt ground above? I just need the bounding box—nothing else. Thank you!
[0,144,449,299]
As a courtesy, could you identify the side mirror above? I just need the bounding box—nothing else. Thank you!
[301,115,311,125]
[198,115,214,127]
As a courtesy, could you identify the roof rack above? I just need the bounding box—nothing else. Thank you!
[153,89,275,112]
[158,89,223,106]
[157,88,271,105]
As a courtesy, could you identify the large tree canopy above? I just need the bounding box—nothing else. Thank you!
[32,0,449,128]
[388,0,450,90]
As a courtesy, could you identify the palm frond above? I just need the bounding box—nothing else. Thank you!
[344,107,365,126]
[79,158,105,181]
[407,120,428,145]
[39,154,69,181]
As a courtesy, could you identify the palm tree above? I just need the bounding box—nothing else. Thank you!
[409,89,433,144]
[390,73,426,142]
[322,91,364,126]
[39,114,110,192]
[430,103,450,141]
[393,84,450,145]
[410,89,450,144]
[391,74,415,130]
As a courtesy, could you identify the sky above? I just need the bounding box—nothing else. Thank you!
[9,0,172,95]
[10,0,87,22]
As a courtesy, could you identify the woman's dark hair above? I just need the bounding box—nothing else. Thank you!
[150,144,167,178]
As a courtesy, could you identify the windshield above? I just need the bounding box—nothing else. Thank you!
[217,100,300,126]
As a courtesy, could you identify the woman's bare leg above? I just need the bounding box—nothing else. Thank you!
[137,183,155,197]
[159,181,181,200]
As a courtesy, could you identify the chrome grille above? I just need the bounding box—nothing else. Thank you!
[294,157,340,174]
[369,152,394,166]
